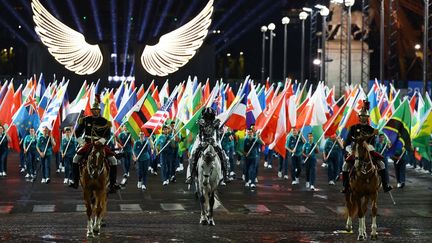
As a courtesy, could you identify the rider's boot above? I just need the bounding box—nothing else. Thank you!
[108,165,121,193]
[69,163,80,189]
[341,171,350,193]
[185,155,198,184]
[215,148,230,183]
[379,169,393,192]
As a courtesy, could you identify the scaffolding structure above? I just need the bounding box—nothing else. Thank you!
[309,11,319,82]
[361,0,370,91]
[388,0,400,84]
[339,3,348,96]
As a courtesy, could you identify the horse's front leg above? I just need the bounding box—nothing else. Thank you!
[345,216,352,232]
[207,192,215,226]
[83,190,94,238]
[199,194,208,225]
[357,198,367,241]
[93,189,106,236]
[371,192,378,240]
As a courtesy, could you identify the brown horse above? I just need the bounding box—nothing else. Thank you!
[345,133,380,241]
[80,142,109,237]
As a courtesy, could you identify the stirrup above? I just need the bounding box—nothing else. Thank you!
[383,184,392,192]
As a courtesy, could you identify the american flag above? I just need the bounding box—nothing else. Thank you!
[143,87,178,131]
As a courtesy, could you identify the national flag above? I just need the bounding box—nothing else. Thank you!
[0,82,15,125]
[114,90,137,124]
[268,91,287,158]
[255,89,286,144]
[412,108,432,161]
[368,87,381,128]
[224,81,248,130]
[143,87,179,132]
[382,99,412,155]
[12,96,41,138]
[246,82,261,128]
[35,74,46,105]
[39,82,69,132]
[0,80,8,103]
[61,97,88,129]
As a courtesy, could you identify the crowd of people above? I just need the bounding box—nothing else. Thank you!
[0,101,431,193]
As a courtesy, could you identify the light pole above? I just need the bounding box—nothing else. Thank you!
[268,23,276,83]
[424,0,429,95]
[299,11,308,84]
[261,25,268,82]
[345,0,355,85]
[282,17,290,80]
[316,5,329,82]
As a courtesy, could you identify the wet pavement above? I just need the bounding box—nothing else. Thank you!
[0,152,431,242]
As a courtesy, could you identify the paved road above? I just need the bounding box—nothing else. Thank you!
[0,152,431,242]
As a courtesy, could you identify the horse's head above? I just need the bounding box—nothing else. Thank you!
[199,145,217,186]
[86,142,106,179]
[352,131,377,175]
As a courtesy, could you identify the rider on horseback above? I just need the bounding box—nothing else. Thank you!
[341,100,392,193]
[70,101,121,193]
[185,107,229,184]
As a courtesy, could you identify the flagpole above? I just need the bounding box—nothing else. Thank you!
[323,139,338,161]
[394,149,406,165]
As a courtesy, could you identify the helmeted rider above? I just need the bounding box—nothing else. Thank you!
[69,101,121,193]
[185,107,229,184]
[341,100,393,193]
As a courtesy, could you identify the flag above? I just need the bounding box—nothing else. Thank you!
[61,97,88,129]
[255,89,286,144]
[368,88,381,128]
[412,109,432,161]
[246,83,262,128]
[114,90,137,124]
[124,94,148,140]
[224,82,248,130]
[143,87,179,132]
[0,82,15,125]
[269,91,287,158]
[12,95,41,138]
[382,99,412,155]
[39,82,69,132]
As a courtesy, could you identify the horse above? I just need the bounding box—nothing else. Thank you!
[345,132,380,241]
[80,141,109,237]
[195,144,222,226]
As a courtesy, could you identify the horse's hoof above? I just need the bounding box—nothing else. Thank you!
[371,234,378,240]
[200,219,208,225]
[357,234,366,241]
[345,226,352,232]
[87,232,94,238]
[208,219,215,226]
[93,229,100,236]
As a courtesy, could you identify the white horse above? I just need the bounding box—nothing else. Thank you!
[195,144,222,226]
[327,3,373,40]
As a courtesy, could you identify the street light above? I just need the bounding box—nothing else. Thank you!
[345,0,355,85]
[415,44,421,50]
[268,23,276,83]
[260,25,268,82]
[317,6,329,82]
[282,17,290,80]
[299,11,308,84]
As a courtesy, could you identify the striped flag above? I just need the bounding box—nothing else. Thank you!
[143,87,179,132]
[39,82,69,131]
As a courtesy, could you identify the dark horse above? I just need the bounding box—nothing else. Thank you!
[80,141,109,237]
[345,132,380,241]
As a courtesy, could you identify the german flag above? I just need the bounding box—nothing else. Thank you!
[125,92,158,140]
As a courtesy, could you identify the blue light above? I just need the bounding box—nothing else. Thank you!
[212,0,246,31]
[122,0,135,76]
[45,0,62,20]
[111,0,118,76]
[216,3,282,53]
[66,0,84,33]
[152,0,174,37]
[178,0,198,25]
[0,0,38,41]
[129,58,135,77]
[213,0,271,47]
[137,0,153,42]
[0,18,28,46]
[90,0,103,40]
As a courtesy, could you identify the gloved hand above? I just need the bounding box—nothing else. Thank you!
[77,137,85,145]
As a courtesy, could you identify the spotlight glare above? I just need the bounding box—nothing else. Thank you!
[18,25,22,29]
[415,44,421,50]
[227,53,231,57]
[313,58,321,65]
